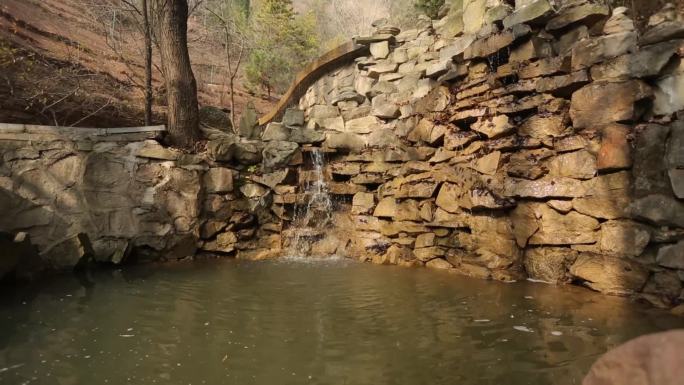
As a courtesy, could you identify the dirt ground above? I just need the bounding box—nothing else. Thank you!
[0,0,274,128]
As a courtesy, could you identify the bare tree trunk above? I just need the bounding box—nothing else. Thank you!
[142,0,153,126]
[154,0,200,148]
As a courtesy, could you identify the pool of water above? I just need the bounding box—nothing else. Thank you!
[1,257,682,385]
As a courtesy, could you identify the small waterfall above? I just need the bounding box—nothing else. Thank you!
[288,149,334,255]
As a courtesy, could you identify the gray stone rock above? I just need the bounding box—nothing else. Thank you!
[633,124,671,197]
[282,109,305,127]
[653,60,684,116]
[628,194,684,228]
[199,106,232,131]
[262,141,299,171]
[42,233,94,270]
[367,62,399,78]
[289,128,326,144]
[669,169,684,199]
[238,103,259,139]
[657,240,684,270]
[262,122,290,141]
[136,140,181,161]
[371,94,400,119]
[324,132,365,152]
[309,105,340,120]
[590,41,679,82]
[370,41,390,59]
[641,21,684,46]
[571,32,637,70]
[503,0,554,29]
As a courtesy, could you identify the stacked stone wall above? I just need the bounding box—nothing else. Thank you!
[258,0,684,310]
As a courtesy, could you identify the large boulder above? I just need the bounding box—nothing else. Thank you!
[199,106,232,131]
[569,253,649,295]
[583,331,684,385]
[511,203,600,247]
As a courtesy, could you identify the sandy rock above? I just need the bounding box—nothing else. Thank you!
[262,141,299,171]
[524,247,578,284]
[547,150,597,180]
[599,220,651,258]
[597,124,632,171]
[570,80,652,129]
[426,258,454,270]
[583,330,684,385]
[570,253,649,295]
[471,116,514,139]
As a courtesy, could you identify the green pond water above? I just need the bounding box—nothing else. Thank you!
[0,257,682,385]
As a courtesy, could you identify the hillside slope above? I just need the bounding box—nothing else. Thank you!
[0,0,273,128]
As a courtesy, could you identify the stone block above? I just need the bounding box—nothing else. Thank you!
[503,0,554,29]
[570,81,652,129]
[628,194,684,228]
[570,253,649,295]
[203,168,234,194]
[599,220,651,258]
[597,124,632,171]
[524,247,578,284]
[352,192,375,215]
[657,240,684,270]
[547,150,597,180]
[370,41,390,59]
[571,32,637,70]
[282,108,305,127]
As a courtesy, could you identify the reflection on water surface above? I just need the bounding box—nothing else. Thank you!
[1,258,682,385]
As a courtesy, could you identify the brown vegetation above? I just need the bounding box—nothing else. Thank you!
[0,0,273,128]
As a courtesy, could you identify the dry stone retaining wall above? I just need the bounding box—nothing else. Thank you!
[258,0,684,310]
[2,0,684,314]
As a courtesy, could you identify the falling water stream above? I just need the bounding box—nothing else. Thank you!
[288,149,335,256]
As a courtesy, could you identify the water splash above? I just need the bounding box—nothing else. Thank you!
[288,149,334,255]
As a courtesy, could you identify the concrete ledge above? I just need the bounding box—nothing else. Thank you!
[258,41,370,126]
[0,123,166,142]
